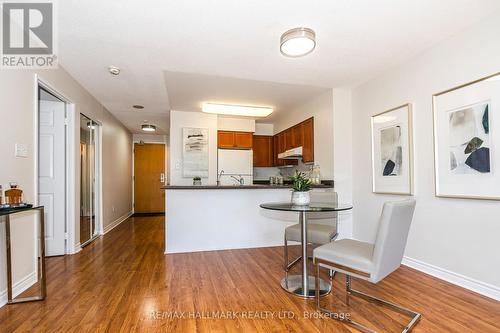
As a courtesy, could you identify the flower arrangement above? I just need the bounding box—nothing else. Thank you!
[289,171,312,206]
[290,171,311,192]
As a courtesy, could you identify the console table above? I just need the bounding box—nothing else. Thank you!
[0,206,46,304]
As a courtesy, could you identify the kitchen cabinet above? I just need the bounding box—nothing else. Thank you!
[253,135,274,167]
[284,129,294,150]
[218,131,253,149]
[235,132,253,149]
[292,124,304,149]
[275,131,297,166]
[273,135,279,166]
[302,118,314,163]
[272,117,314,164]
[218,131,236,148]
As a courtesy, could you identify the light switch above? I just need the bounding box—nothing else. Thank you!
[175,161,181,170]
[15,143,28,158]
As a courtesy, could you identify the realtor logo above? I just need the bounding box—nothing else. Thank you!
[1,1,57,68]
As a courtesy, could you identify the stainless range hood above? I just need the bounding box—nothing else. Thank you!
[278,146,303,159]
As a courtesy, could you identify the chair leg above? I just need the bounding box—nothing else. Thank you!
[283,235,288,271]
[283,235,303,273]
[315,262,371,332]
[314,266,421,333]
[346,280,421,333]
[328,233,339,280]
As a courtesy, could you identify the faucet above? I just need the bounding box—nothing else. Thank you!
[217,170,224,186]
[230,175,244,186]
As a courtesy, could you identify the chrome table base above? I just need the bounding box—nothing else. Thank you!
[281,275,331,298]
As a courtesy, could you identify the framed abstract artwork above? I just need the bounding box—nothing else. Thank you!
[182,127,209,178]
[433,72,500,200]
[371,104,413,195]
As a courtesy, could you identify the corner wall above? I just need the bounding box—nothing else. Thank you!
[273,90,335,180]
[350,12,500,295]
[0,66,133,307]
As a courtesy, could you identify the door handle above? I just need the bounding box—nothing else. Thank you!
[160,173,165,183]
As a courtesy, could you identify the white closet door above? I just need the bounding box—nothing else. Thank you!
[39,99,66,256]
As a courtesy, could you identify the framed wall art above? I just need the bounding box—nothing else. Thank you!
[182,127,209,178]
[371,103,413,195]
[433,72,500,200]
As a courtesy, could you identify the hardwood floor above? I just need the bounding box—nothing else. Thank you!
[1,216,499,332]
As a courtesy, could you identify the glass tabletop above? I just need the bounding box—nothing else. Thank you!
[260,202,353,212]
[0,205,42,217]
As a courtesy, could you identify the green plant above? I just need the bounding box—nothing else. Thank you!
[193,176,201,181]
[289,171,311,192]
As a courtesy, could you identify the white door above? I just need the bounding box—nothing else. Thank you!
[39,98,66,256]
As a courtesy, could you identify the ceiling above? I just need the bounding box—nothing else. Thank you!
[57,0,500,134]
[163,71,330,123]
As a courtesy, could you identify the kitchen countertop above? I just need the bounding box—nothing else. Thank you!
[163,180,334,190]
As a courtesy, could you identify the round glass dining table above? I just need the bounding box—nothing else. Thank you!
[260,202,353,298]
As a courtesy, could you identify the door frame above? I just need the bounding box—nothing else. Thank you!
[34,75,77,255]
[79,113,103,245]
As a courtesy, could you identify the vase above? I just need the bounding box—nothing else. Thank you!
[291,191,310,206]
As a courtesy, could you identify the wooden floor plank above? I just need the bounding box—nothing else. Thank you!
[0,216,498,333]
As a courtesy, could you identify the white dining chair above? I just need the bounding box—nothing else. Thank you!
[284,191,338,277]
[313,199,420,333]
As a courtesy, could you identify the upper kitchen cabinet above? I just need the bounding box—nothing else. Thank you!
[301,117,314,163]
[275,131,297,166]
[292,123,304,149]
[253,135,274,167]
[218,131,253,149]
[235,132,253,149]
[284,129,294,151]
[273,117,314,164]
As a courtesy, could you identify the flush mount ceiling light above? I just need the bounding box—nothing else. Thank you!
[108,65,121,75]
[202,103,273,117]
[141,124,156,132]
[280,27,316,57]
[133,105,144,109]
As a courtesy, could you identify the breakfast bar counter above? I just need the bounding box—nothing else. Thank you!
[163,185,336,254]
[162,182,333,190]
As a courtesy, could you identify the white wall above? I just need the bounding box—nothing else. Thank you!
[169,110,218,185]
[132,134,167,144]
[350,13,500,293]
[0,66,132,307]
[217,117,255,132]
[254,123,274,136]
[273,90,334,180]
[333,89,353,238]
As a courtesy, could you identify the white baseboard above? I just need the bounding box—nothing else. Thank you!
[402,256,500,301]
[72,242,82,254]
[103,211,132,235]
[0,270,38,308]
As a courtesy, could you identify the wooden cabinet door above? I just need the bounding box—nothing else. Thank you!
[302,118,314,163]
[278,132,285,166]
[284,129,294,150]
[253,135,273,167]
[218,131,235,148]
[273,135,279,166]
[292,124,304,148]
[235,132,253,149]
